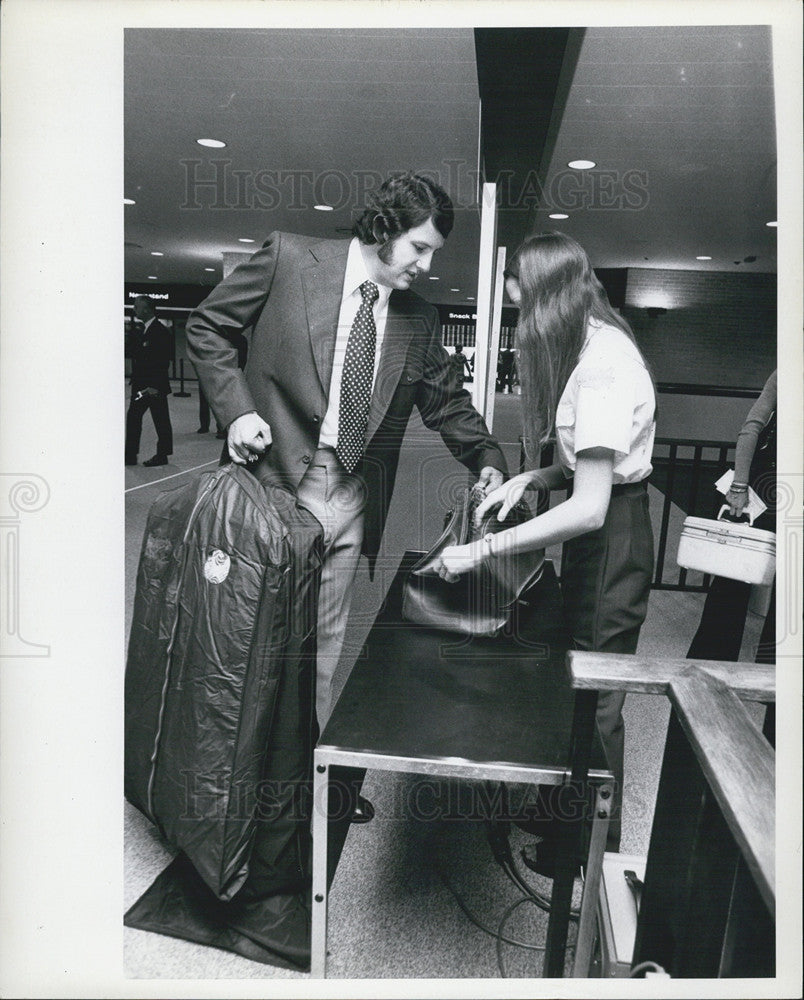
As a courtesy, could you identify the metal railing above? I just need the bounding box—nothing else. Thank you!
[650,437,734,591]
[519,435,738,593]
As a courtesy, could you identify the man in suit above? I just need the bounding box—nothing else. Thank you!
[125,295,174,466]
[186,174,507,817]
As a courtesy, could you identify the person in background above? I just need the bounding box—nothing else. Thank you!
[125,296,174,467]
[197,388,224,437]
[186,172,507,822]
[687,369,777,665]
[449,343,473,388]
[497,347,516,393]
[434,232,656,868]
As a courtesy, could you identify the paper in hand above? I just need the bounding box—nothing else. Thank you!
[714,469,768,521]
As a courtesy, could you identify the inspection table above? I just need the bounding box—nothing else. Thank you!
[311,553,613,978]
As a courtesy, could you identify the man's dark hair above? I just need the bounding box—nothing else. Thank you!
[352,172,454,245]
[133,295,157,317]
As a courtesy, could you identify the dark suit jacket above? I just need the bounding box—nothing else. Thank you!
[186,231,507,564]
[129,318,174,395]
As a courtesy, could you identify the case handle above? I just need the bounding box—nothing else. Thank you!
[717,504,753,526]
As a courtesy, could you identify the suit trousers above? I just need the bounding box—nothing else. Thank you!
[296,448,366,729]
[125,391,173,460]
[560,481,654,851]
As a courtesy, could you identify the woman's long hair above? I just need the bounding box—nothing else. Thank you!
[508,231,649,458]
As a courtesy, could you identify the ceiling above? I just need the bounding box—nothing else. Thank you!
[124,25,777,306]
[529,25,777,272]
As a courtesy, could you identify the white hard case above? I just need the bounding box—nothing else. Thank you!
[677,515,776,585]
[594,853,646,977]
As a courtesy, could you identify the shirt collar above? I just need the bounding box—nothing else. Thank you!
[346,238,392,310]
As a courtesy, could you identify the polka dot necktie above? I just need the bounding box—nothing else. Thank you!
[336,280,380,473]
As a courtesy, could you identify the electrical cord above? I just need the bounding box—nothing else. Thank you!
[630,960,668,978]
[433,783,583,975]
[496,896,545,977]
[485,817,581,919]
[436,868,548,952]
[495,895,578,978]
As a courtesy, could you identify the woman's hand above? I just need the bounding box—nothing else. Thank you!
[725,487,749,518]
[434,540,486,582]
[474,471,537,525]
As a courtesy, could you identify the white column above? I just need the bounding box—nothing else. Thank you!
[471,182,498,423]
[483,246,507,433]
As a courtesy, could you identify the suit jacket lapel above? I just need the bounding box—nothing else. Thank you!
[301,239,350,395]
[300,244,419,443]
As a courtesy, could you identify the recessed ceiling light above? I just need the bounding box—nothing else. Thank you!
[549,213,569,220]
[124,198,136,205]
[466,296,475,300]
[150,251,164,256]
[148,275,158,280]
[429,276,440,281]
[568,159,596,170]
[238,238,255,243]
[766,221,777,227]
[197,138,226,148]
[314,204,334,212]
[696,256,712,261]
[204,267,215,272]
[450,288,460,292]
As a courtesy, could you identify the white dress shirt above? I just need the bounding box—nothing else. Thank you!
[555,318,656,484]
[318,238,392,450]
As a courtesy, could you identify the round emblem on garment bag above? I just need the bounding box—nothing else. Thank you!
[204,549,231,584]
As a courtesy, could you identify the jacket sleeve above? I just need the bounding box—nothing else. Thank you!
[415,310,509,478]
[185,232,281,429]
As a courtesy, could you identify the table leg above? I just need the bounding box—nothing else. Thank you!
[572,781,612,976]
[544,687,599,977]
[310,752,329,978]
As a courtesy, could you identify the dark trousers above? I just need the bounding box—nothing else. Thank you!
[125,391,173,460]
[687,508,776,664]
[198,389,223,433]
[560,481,654,851]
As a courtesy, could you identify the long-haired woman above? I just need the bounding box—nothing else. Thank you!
[436,232,656,863]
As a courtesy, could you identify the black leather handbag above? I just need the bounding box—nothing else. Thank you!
[402,485,545,636]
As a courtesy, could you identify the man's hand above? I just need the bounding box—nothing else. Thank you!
[227,412,272,465]
[475,466,504,495]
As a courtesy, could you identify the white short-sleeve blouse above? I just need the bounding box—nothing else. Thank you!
[554,318,656,484]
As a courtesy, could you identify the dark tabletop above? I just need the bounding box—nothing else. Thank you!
[320,553,608,776]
